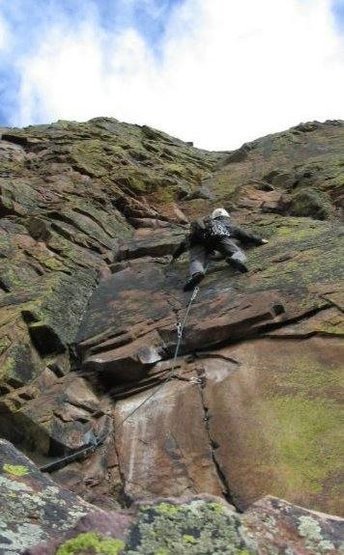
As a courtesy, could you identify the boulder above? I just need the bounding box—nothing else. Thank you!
[25,494,344,554]
[0,375,113,469]
[0,439,101,553]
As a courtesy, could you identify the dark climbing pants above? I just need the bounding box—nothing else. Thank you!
[189,244,209,276]
[215,236,247,267]
[189,237,247,276]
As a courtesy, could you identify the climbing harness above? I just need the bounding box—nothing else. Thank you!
[40,277,204,473]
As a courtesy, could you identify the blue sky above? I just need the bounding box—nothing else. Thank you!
[0,0,183,123]
[1,0,344,149]
[332,0,344,29]
[0,0,183,48]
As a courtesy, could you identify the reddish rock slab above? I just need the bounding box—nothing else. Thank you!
[50,433,123,511]
[113,370,225,502]
[201,335,344,515]
[83,330,166,384]
[266,306,344,337]
[116,227,184,261]
[76,263,176,346]
[104,330,343,517]
[76,260,287,382]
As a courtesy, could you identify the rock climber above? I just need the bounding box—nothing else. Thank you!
[171,208,268,291]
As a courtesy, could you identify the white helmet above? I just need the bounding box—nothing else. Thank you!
[211,208,230,219]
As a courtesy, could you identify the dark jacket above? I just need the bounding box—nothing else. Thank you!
[172,216,264,260]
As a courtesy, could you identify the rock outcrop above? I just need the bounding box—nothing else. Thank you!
[0,439,105,552]
[1,439,343,554]
[0,117,343,552]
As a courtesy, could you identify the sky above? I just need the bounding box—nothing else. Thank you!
[0,0,344,150]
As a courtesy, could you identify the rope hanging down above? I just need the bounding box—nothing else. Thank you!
[115,283,200,430]
[40,282,202,473]
[39,429,109,473]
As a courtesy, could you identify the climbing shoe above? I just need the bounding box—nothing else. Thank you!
[229,259,248,273]
[183,272,205,291]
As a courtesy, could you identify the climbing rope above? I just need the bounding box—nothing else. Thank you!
[40,276,204,473]
[39,429,110,473]
[115,283,201,430]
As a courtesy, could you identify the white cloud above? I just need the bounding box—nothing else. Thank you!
[0,13,11,51]
[13,0,344,150]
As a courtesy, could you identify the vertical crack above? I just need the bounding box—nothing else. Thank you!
[195,365,241,512]
[112,421,134,508]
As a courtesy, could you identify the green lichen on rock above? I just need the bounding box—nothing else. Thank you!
[246,217,343,297]
[125,500,255,554]
[154,502,182,516]
[3,463,29,476]
[229,341,344,515]
[56,532,125,555]
[298,516,336,553]
[182,535,198,544]
[264,396,343,495]
[289,187,333,220]
[0,338,43,389]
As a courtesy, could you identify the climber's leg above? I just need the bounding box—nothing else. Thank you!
[184,244,207,291]
[216,237,249,273]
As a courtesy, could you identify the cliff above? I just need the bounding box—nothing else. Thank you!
[0,118,343,553]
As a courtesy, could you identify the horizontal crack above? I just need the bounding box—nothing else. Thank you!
[191,352,240,365]
[320,294,344,314]
[193,301,332,354]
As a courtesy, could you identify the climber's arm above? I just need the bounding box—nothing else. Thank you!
[231,226,268,246]
[172,239,188,260]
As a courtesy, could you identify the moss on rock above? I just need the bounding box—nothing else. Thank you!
[3,464,29,476]
[56,532,125,555]
[289,188,333,220]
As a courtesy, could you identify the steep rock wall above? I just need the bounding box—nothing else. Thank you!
[0,118,343,524]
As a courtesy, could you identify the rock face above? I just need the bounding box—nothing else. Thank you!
[1,440,342,554]
[0,439,103,553]
[28,496,344,554]
[0,118,343,552]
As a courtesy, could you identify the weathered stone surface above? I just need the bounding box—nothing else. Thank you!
[83,330,166,384]
[25,495,344,555]
[0,308,44,393]
[0,375,113,468]
[242,496,344,554]
[25,510,133,555]
[83,324,342,516]
[76,216,342,370]
[71,190,343,516]
[212,119,344,216]
[116,227,185,261]
[0,439,101,554]
[201,335,344,515]
[113,373,225,502]
[0,117,343,531]
[50,433,122,511]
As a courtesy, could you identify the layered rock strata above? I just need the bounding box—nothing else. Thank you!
[0,118,343,552]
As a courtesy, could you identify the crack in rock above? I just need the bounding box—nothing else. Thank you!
[195,365,239,511]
